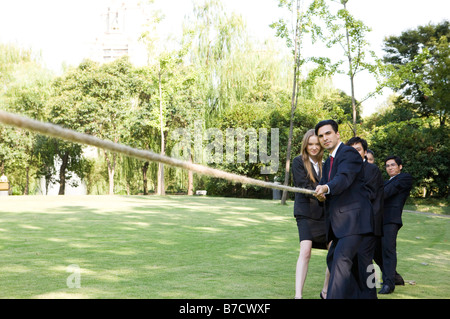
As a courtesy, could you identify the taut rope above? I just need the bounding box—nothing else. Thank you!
[0,110,315,195]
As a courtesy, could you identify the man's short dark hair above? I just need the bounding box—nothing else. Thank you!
[385,155,402,166]
[346,136,368,152]
[315,119,338,136]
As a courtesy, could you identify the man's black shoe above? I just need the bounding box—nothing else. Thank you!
[378,284,394,294]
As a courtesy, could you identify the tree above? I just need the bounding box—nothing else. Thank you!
[157,56,167,196]
[140,10,207,195]
[49,57,135,195]
[270,0,306,205]
[138,0,168,195]
[95,58,136,195]
[382,20,450,126]
[184,0,246,120]
[33,135,56,194]
[126,66,159,195]
[5,83,51,194]
[366,116,449,198]
[34,137,84,195]
[0,44,52,194]
[317,0,380,135]
[271,0,341,204]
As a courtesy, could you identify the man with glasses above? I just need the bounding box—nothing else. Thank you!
[377,156,413,294]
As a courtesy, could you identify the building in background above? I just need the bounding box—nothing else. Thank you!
[39,1,150,195]
[90,0,149,65]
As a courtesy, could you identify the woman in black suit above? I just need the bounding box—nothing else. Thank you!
[293,129,330,299]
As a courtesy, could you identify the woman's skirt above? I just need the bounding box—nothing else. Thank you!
[296,215,328,250]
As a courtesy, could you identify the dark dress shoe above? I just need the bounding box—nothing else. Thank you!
[395,272,405,285]
[378,284,394,294]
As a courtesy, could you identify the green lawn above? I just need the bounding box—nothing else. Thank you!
[0,195,448,299]
[404,197,450,215]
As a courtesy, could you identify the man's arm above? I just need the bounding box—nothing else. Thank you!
[384,173,413,200]
[365,163,383,202]
[325,146,363,196]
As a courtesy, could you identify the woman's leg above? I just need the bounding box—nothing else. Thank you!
[295,240,312,299]
[321,241,332,299]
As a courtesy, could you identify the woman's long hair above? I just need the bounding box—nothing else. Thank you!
[300,129,324,183]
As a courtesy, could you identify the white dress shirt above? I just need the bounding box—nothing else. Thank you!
[309,157,319,176]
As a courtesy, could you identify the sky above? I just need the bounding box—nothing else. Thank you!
[0,0,449,116]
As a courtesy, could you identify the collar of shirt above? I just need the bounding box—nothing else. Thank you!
[389,173,400,180]
[330,142,342,158]
[309,157,319,175]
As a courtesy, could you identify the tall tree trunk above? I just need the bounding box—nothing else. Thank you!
[343,0,357,136]
[281,0,303,205]
[142,161,149,195]
[24,166,29,195]
[104,150,116,195]
[108,167,115,195]
[58,151,69,195]
[157,69,165,196]
[188,154,194,196]
[45,165,51,195]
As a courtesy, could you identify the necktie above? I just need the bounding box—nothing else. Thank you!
[328,156,334,181]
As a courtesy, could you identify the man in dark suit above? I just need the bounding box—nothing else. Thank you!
[377,156,413,294]
[314,120,373,299]
[346,137,384,299]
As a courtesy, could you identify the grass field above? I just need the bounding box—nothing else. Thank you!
[404,197,450,215]
[0,195,448,299]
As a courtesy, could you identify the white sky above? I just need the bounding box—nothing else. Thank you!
[0,0,449,116]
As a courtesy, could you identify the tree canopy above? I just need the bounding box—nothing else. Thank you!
[382,20,449,126]
[0,1,447,199]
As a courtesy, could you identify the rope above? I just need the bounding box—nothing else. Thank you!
[0,110,315,195]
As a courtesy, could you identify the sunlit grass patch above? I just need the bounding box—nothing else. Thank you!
[0,195,448,299]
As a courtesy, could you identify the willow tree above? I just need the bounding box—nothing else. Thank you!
[184,0,246,122]
[169,0,247,194]
[139,1,215,195]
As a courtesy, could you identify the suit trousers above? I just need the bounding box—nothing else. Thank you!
[356,235,378,299]
[326,234,363,299]
[380,223,400,289]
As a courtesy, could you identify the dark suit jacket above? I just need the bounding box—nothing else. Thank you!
[363,161,384,237]
[319,143,373,240]
[292,155,324,220]
[383,172,413,227]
